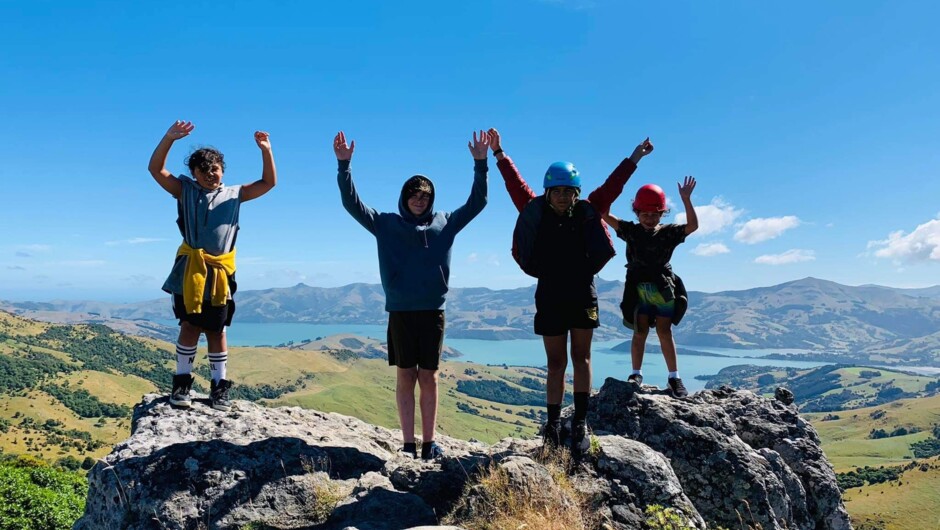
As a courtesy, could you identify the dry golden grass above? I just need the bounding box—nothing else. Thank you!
[444,449,603,530]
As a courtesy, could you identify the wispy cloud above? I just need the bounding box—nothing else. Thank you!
[691,243,730,257]
[105,237,166,246]
[7,265,26,271]
[675,198,743,236]
[15,244,51,257]
[257,269,308,282]
[734,216,800,244]
[467,253,500,267]
[123,274,157,286]
[60,260,107,267]
[754,249,815,265]
[867,215,940,262]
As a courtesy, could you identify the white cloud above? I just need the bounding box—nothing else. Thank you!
[467,253,479,263]
[105,237,166,246]
[7,265,25,271]
[675,198,743,236]
[754,249,815,265]
[734,216,801,244]
[691,243,730,257]
[867,216,940,262]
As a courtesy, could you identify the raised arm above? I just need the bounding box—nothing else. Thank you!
[679,176,698,235]
[601,212,621,232]
[587,137,654,215]
[241,131,277,202]
[488,128,536,212]
[449,131,490,231]
[148,121,192,198]
[334,131,378,234]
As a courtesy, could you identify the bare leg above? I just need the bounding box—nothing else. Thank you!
[655,317,678,372]
[631,315,651,371]
[569,328,593,393]
[417,369,439,443]
[178,322,202,348]
[396,367,419,444]
[205,329,227,353]
[542,334,569,404]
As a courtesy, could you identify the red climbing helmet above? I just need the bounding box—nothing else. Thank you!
[633,184,667,212]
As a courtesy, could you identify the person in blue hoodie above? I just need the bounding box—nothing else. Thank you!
[334,130,489,461]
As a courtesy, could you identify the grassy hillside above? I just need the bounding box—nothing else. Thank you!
[704,364,940,412]
[841,458,940,530]
[807,394,940,471]
[807,394,940,529]
[0,310,543,465]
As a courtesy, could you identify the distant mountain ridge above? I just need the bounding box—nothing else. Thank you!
[3,276,939,365]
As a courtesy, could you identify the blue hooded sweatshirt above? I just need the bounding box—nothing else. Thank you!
[337,158,488,311]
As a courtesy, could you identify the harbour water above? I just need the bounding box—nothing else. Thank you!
[220,323,828,392]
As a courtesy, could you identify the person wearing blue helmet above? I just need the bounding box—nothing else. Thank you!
[488,128,653,457]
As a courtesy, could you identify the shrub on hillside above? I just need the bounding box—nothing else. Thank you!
[0,456,86,530]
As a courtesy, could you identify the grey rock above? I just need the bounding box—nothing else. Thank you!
[775,387,796,405]
[75,381,852,530]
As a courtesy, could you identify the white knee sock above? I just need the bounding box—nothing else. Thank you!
[209,351,228,383]
[175,343,197,375]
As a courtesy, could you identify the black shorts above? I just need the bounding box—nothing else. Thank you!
[172,294,235,333]
[534,300,600,336]
[387,310,445,370]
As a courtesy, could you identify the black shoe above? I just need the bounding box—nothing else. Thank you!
[627,373,643,390]
[668,377,688,398]
[169,374,194,408]
[542,421,561,449]
[570,421,590,458]
[421,441,444,461]
[401,442,418,459]
[210,379,233,411]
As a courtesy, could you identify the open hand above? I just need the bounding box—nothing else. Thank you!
[254,131,272,150]
[678,176,696,200]
[165,120,194,140]
[334,131,355,160]
[487,128,502,153]
[468,130,490,160]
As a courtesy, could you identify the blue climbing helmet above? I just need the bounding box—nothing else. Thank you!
[543,161,581,190]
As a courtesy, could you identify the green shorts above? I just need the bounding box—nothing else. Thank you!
[633,282,675,322]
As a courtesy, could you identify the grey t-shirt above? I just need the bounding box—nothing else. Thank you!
[162,176,242,296]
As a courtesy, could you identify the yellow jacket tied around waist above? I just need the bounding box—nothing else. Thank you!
[176,242,236,314]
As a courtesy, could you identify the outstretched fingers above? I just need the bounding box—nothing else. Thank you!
[678,176,696,197]
[166,120,195,139]
[334,131,355,160]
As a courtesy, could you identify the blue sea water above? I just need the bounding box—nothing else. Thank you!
[220,323,827,392]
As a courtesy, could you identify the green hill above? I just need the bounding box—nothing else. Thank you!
[703,364,940,412]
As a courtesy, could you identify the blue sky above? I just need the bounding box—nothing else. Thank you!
[1,1,938,302]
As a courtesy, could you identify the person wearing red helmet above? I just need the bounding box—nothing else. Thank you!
[603,176,698,397]
[488,128,653,457]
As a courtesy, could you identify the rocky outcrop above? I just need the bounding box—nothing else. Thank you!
[74,380,852,530]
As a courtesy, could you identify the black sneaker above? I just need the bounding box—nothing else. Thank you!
[401,442,418,459]
[169,374,194,408]
[421,441,444,461]
[668,377,688,398]
[210,379,233,411]
[542,421,561,449]
[627,373,643,390]
[570,421,590,458]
